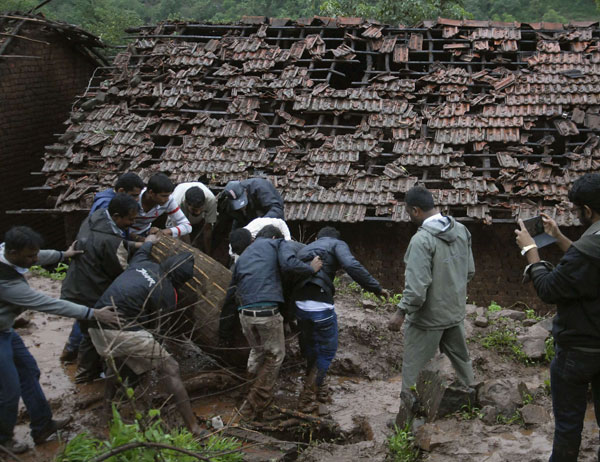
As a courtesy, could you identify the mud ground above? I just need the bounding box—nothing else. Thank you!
[6,274,600,461]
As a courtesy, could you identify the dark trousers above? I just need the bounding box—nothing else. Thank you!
[65,320,83,352]
[296,309,338,386]
[0,330,52,443]
[549,347,600,462]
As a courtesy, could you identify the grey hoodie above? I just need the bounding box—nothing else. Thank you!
[398,216,475,330]
[0,248,92,331]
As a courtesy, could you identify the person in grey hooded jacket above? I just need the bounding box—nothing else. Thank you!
[0,226,118,454]
[388,186,475,427]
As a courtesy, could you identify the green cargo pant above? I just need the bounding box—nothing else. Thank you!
[401,321,474,394]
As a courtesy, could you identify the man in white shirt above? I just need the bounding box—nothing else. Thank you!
[167,182,216,251]
[129,173,191,239]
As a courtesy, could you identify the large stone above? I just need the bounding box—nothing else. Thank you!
[517,324,550,360]
[416,354,477,422]
[489,309,527,321]
[481,405,498,425]
[466,304,479,316]
[478,379,527,417]
[474,316,489,327]
[536,317,554,332]
[362,298,378,310]
[520,404,549,426]
[414,423,459,451]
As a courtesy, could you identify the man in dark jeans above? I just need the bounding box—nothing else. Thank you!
[220,225,321,421]
[294,226,388,411]
[515,172,600,462]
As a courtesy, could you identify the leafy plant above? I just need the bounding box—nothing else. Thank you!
[388,423,420,462]
[56,406,243,462]
[30,262,69,281]
[525,309,542,321]
[496,410,524,426]
[456,402,484,420]
[481,327,531,365]
[487,301,502,313]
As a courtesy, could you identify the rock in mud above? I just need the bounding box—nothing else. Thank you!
[414,422,460,451]
[362,298,378,310]
[416,354,477,422]
[297,441,387,462]
[478,379,527,417]
[521,404,549,426]
[480,405,498,424]
[474,316,489,327]
[517,324,550,360]
[489,309,527,321]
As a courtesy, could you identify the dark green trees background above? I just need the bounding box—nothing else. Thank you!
[1,0,599,44]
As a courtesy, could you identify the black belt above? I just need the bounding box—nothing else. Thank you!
[240,307,279,317]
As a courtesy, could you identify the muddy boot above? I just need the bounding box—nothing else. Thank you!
[317,380,332,404]
[298,368,318,413]
[395,390,418,429]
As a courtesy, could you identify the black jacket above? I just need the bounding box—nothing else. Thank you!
[219,237,315,340]
[223,178,285,230]
[61,209,128,306]
[294,236,383,304]
[96,242,194,331]
[529,220,600,350]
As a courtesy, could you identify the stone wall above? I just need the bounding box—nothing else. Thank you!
[0,24,97,245]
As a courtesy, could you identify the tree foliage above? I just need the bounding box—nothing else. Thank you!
[0,0,599,45]
[465,0,600,23]
[321,0,469,25]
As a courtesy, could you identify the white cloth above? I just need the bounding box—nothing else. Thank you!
[167,182,217,227]
[422,212,451,231]
[295,300,335,312]
[244,218,291,240]
[130,187,192,237]
[0,243,29,274]
[228,218,292,260]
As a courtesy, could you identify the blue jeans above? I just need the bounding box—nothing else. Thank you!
[0,330,52,443]
[65,320,83,352]
[296,309,338,386]
[549,347,600,462]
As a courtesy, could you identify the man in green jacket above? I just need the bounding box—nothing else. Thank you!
[388,186,475,426]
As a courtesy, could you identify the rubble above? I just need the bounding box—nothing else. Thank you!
[30,18,600,227]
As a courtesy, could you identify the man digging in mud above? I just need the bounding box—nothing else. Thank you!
[221,225,322,421]
[516,172,600,462]
[388,185,475,427]
[0,226,119,454]
[88,238,205,436]
[293,226,389,412]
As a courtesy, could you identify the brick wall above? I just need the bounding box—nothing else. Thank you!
[0,24,97,246]
[289,220,580,314]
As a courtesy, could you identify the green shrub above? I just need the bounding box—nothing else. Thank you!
[481,327,531,365]
[388,424,420,462]
[487,301,502,313]
[56,407,242,462]
[31,262,69,280]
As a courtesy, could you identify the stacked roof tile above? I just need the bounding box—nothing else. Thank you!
[39,17,600,225]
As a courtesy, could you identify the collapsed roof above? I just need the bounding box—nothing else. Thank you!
[0,12,106,64]
[39,16,600,225]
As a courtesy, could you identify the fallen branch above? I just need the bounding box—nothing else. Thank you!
[0,444,25,462]
[90,441,212,462]
[273,405,338,428]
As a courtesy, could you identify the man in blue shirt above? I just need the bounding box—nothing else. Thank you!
[89,173,145,215]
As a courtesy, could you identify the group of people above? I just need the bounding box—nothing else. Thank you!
[0,169,599,462]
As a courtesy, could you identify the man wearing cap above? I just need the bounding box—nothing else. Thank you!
[218,178,285,232]
[167,182,217,252]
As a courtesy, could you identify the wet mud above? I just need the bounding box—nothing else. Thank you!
[6,275,600,461]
